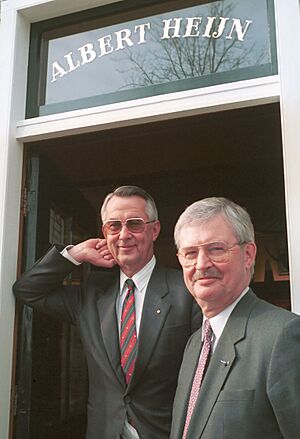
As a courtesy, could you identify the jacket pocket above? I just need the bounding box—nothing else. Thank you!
[217,389,255,401]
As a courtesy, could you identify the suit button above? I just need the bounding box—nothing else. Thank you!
[124,395,131,403]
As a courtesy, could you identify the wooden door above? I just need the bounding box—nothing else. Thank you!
[12,146,96,439]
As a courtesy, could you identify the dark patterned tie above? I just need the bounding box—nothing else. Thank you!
[182,319,213,439]
[120,279,137,384]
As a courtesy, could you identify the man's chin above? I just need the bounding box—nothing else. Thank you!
[192,282,219,300]
[117,253,138,266]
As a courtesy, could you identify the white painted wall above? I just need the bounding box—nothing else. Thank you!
[274,0,300,313]
[0,5,30,439]
[0,0,299,438]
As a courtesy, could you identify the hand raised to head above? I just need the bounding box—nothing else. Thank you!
[68,238,116,268]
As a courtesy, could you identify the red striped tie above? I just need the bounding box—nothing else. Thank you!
[120,279,137,384]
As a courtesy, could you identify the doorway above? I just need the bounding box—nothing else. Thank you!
[14,102,290,438]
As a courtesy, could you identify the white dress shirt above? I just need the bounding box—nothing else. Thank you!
[118,256,155,336]
[203,287,249,352]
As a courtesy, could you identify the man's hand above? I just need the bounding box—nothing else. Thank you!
[68,238,116,268]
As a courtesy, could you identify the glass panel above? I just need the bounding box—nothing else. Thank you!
[39,0,276,115]
[49,208,66,244]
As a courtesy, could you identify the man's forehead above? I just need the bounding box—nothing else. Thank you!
[179,216,235,246]
[105,195,147,215]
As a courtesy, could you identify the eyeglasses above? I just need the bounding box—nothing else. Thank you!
[177,241,245,267]
[103,217,155,235]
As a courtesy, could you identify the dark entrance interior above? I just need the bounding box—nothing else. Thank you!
[16,102,290,438]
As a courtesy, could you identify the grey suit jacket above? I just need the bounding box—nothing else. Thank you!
[171,289,300,439]
[13,245,202,439]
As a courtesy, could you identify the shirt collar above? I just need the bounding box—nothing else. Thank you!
[202,287,249,340]
[120,255,156,294]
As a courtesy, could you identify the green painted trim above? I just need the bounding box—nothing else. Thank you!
[28,0,207,32]
[267,0,278,75]
[39,64,275,116]
[26,0,278,119]
[26,28,42,118]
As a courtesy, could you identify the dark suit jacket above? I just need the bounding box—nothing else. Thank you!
[171,289,300,439]
[13,245,202,439]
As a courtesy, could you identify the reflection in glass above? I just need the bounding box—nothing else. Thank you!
[43,0,274,109]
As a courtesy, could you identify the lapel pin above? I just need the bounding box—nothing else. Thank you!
[156,309,161,314]
[220,360,230,367]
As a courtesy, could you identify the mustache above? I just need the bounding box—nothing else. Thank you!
[193,268,222,281]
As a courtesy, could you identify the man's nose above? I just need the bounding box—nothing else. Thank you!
[195,248,212,270]
[118,224,132,239]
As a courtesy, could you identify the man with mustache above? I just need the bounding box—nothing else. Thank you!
[170,197,300,439]
[13,185,201,439]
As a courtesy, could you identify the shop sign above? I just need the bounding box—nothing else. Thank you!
[51,16,252,84]
[30,0,277,116]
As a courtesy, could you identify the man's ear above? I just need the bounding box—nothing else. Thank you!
[152,220,161,242]
[244,242,257,269]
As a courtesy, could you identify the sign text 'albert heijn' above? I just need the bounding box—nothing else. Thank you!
[51,16,252,83]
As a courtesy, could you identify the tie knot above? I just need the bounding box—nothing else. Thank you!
[125,278,135,292]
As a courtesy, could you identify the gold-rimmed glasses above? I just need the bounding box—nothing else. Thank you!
[177,241,245,268]
[103,217,155,235]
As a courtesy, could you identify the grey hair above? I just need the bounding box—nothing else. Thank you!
[101,185,158,222]
[174,197,255,249]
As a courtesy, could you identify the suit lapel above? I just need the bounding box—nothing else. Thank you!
[188,336,236,437]
[187,290,258,438]
[128,265,171,391]
[172,328,203,438]
[97,276,126,387]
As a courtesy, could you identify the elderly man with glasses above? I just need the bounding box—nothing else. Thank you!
[13,185,201,439]
[170,197,300,439]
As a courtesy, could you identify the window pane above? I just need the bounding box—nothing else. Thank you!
[38,0,276,115]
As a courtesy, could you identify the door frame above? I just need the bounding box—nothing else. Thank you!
[12,148,40,439]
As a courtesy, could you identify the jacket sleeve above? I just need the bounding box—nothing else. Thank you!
[13,245,84,325]
[267,315,300,437]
